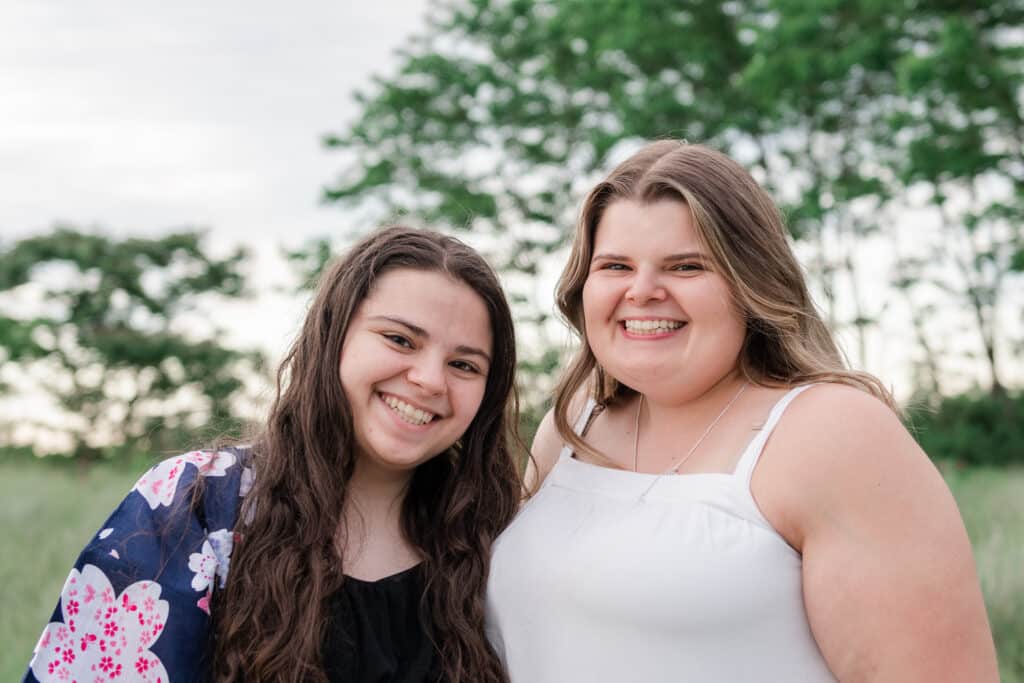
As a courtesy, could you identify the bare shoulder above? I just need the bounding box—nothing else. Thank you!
[759,383,938,530]
[769,383,919,480]
[755,383,998,679]
[525,390,591,491]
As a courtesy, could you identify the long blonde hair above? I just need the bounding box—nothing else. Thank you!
[553,140,895,457]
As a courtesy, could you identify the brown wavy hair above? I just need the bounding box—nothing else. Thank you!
[210,226,520,682]
[553,140,897,461]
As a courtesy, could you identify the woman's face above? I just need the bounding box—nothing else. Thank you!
[581,198,747,404]
[339,268,493,476]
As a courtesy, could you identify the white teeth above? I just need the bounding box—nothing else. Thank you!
[382,395,435,425]
[624,319,684,335]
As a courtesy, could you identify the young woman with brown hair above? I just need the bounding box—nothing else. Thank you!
[28,226,520,682]
[486,141,998,682]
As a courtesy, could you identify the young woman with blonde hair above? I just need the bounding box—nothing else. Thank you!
[486,141,998,682]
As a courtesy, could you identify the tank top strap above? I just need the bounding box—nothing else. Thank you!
[732,384,816,482]
[556,397,598,461]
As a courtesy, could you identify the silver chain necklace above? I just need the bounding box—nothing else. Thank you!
[632,380,749,498]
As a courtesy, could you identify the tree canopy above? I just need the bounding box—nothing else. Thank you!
[0,228,265,459]
[319,0,1024,398]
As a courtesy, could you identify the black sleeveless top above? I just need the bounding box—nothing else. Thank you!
[322,564,443,682]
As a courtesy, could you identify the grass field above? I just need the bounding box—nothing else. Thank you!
[3,460,1022,680]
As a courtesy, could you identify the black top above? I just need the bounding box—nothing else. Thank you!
[322,564,443,682]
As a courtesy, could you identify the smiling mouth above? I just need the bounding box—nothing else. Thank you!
[622,319,685,335]
[380,393,437,426]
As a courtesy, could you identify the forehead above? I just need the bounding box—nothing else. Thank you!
[593,198,701,251]
[357,268,493,348]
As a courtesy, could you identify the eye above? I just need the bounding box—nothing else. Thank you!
[383,333,413,348]
[598,262,630,271]
[670,262,704,272]
[449,359,483,375]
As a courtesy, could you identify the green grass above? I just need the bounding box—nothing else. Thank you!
[2,460,1022,680]
[1,460,140,681]
[941,464,1024,682]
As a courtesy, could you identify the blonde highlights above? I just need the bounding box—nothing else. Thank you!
[553,140,895,458]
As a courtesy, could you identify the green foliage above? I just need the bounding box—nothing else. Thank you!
[910,391,1024,467]
[0,227,265,460]
[886,0,1024,393]
[323,0,759,269]
[319,0,1024,401]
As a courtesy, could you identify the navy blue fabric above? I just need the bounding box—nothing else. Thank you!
[25,449,247,682]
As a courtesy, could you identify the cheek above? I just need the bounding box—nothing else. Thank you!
[581,281,605,327]
[451,384,488,432]
[707,300,747,352]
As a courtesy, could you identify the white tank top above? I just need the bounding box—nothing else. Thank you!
[486,385,836,682]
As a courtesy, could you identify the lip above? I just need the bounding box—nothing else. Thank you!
[619,319,687,341]
[377,392,443,429]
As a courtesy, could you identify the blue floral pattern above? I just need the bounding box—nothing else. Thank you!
[25,449,249,682]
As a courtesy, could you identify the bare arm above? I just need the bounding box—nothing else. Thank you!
[524,408,563,493]
[525,390,592,492]
[755,385,998,682]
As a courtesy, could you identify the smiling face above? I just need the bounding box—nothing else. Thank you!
[582,198,747,403]
[339,268,493,477]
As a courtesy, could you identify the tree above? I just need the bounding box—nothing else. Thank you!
[887,0,1024,396]
[0,227,265,459]
[318,0,1023,399]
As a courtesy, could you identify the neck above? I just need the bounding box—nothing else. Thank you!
[338,460,418,572]
[344,459,414,528]
[642,371,747,427]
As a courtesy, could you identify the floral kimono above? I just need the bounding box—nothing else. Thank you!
[25,449,251,682]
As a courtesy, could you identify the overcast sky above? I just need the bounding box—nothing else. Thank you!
[1,0,432,360]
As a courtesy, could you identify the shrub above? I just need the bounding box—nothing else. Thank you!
[908,391,1024,467]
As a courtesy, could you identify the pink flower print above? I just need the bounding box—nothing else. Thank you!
[188,540,217,592]
[196,590,211,615]
[67,600,80,616]
[30,564,168,682]
[131,450,236,509]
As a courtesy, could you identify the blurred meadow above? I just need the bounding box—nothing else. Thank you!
[2,0,1023,678]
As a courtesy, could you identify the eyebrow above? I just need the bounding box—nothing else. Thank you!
[591,251,708,261]
[368,315,492,364]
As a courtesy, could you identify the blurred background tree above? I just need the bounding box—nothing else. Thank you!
[0,228,265,461]
[1,1,1022,677]
[1,1,1016,461]
[309,0,1023,441]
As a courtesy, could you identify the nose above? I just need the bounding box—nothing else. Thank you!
[625,267,666,305]
[407,355,447,396]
